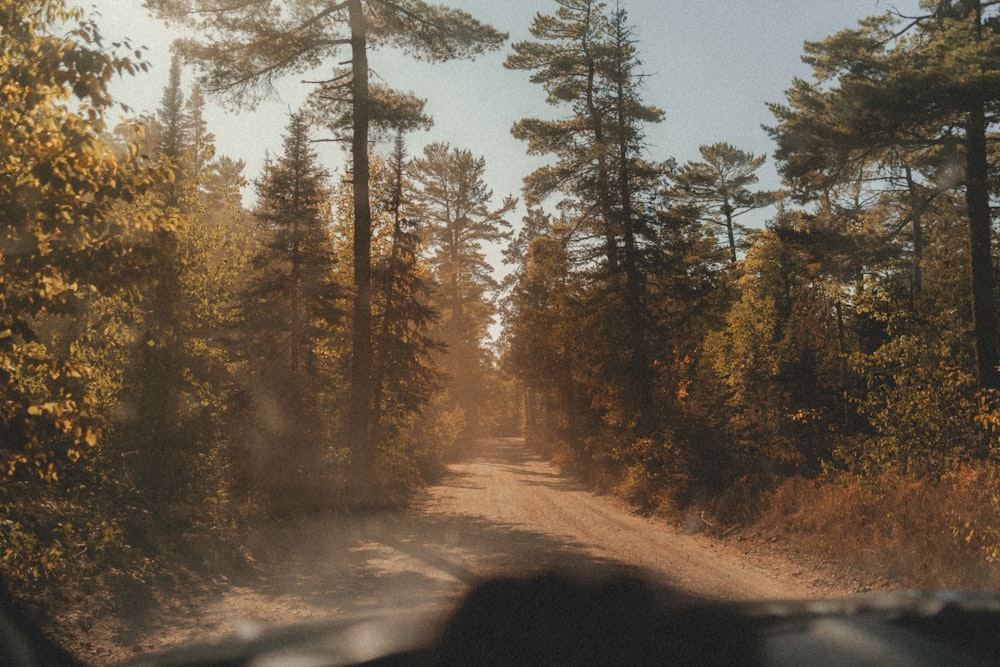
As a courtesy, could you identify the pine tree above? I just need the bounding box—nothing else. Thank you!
[767,0,1000,389]
[117,61,219,517]
[506,1,665,436]
[372,133,441,432]
[157,53,187,209]
[503,211,589,446]
[184,83,215,187]
[405,142,514,437]
[146,0,507,498]
[669,143,776,264]
[240,112,341,513]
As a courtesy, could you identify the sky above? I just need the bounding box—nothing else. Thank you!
[87,0,925,233]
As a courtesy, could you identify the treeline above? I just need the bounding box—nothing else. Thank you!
[0,0,513,594]
[501,0,1000,579]
[7,0,1000,598]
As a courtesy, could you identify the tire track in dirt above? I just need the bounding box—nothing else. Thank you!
[418,438,833,601]
[73,438,842,663]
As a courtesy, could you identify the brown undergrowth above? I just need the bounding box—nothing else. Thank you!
[528,436,1000,591]
[747,465,1000,590]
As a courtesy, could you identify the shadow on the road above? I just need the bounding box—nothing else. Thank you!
[236,438,637,620]
[243,499,635,620]
[429,467,485,491]
[120,439,646,649]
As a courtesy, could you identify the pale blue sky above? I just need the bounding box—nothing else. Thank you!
[91,0,922,227]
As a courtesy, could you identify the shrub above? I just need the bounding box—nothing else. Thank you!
[757,464,1000,589]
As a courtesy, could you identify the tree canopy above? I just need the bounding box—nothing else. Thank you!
[0,0,161,479]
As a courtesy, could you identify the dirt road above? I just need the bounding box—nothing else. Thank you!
[214,438,835,626]
[414,438,830,600]
[73,438,841,662]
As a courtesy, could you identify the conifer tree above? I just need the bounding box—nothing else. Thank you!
[767,0,1000,389]
[145,0,507,496]
[669,143,776,264]
[405,142,514,437]
[506,1,665,436]
[117,60,221,516]
[184,83,214,186]
[158,55,186,156]
[373,133,441,433]
[240,112,341,512]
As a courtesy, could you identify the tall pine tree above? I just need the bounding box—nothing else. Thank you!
[146,0,507,497]
[506,1,665,437]
[240,112,341,514]
[768,0,1000,389]
[405,142,514,438]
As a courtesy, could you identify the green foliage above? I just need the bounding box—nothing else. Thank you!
[668,143,777,264]
[237,112,342,514]
[95,62,254,526]
[146,0,507,108]
[844,300,985,475]
[504,2,676,473]
[147,0,507,492]
[769,0,1000,389]
[0,0,164,480]
[699,215,850,477]
[373,137,443,434]
[0,479,152,598]
[613,436,689,514]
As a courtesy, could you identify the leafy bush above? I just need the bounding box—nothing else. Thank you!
[845,335,985,476]
[758,465,1000,589]
[0,483,151,597]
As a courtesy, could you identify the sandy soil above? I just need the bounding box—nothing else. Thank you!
[416,438,845,600]
[59,438,851,664]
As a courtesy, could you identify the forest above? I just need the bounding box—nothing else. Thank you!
[4,0,1000,611]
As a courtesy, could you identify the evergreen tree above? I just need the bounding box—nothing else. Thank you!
[373,134,441,430]
[405,142,514,437]
[115,62,236,519]
[669,143,777,264]
[157,53,187,209]
[503,211,591,447]
[767,0,1000,389]
[506,1,666,437]
[158,54,185,156]
[146,0,507,497]
[240,112,341,513]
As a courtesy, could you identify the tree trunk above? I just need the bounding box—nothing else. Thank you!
[903,164,923,300]
[615,76,653,433]
[348,0,375,490]
[964,101,999,390]
[585,57,618,274]
[723,204,737,264]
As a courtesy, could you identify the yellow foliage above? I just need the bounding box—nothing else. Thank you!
[0,0,165,480]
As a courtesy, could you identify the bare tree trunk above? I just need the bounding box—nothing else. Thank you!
[965,101,999,390]
[348,0,375,490]
[723,203,737,264]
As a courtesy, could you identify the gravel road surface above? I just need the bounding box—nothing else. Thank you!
[72,438,841,662]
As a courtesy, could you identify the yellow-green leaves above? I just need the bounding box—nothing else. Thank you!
[0,0,164,480]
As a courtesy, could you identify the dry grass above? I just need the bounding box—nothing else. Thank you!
[754,465,1000,590]
[527,431,1000,589]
